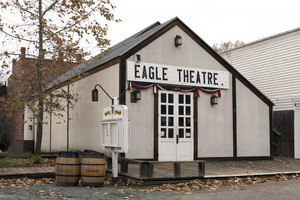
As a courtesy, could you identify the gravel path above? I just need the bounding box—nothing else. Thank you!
[1,175,300,199]
[0,183,178,200]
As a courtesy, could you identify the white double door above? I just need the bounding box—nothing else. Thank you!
[158,91,194,161]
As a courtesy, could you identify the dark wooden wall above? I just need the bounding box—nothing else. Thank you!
[273,110,294,158]
[0,85,8,151]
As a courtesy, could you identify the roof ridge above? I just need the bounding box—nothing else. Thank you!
[221,26,300,53]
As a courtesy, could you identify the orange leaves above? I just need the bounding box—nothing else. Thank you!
[1,0,119,153]
[135,174,300,194]
[0,1,9,9]
[0,178,55,188]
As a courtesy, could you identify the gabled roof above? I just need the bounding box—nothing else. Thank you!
[47,17,273,106]
[47,17,176,89]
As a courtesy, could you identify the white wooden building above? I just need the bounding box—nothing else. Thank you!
[24,17,273,160]
[220,27,300,158]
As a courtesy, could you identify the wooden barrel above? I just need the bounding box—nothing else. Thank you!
[55,152,80,186]
[81,152,106,187]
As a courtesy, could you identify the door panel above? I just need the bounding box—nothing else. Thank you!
[158,91,194,161]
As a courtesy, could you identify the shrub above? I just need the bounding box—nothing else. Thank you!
[33,155,42,164]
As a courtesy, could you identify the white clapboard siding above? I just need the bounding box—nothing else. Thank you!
[221,28,300,111]
[270,95,295,111]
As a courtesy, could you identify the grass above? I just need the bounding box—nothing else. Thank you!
[0,159,11,168]
[0,158,25,168]
[0,153,56,168]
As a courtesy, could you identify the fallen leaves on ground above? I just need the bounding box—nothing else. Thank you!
[138,174,300,194]
[0,177,55,188]
[22,158,56,167]
[0,173,299,196]
[104,173,139,187]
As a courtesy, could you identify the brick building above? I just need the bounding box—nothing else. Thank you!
[7,47,78,154]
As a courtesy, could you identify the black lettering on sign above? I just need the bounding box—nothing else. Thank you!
[149,66,154,79]
[202,72,206,84]
[162,67,168,81]
[183,70,189,82]
[190,70,195,83]
[135,65,140,78]
[196,71,201,83]
[213,73,218,85]
[155,67,161,80]
[177,69,182,82]
[208,72,212,84]
[142,65,147,79]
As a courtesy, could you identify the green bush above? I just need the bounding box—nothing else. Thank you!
[32,155,42,164]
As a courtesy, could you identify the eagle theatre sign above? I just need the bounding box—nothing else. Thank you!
[127,61,229,89]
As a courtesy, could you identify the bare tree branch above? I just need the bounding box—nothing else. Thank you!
[42,0,59,17]
[1,0,117,154]
[0,29,37,43]
[12,0,39,19]
[44,4,98,42]
[2,51,38,59]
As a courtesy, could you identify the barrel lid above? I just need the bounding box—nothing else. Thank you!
[58,151,79,158]
[82,152,105,158]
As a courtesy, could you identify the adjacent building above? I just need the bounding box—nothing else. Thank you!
[7,47,78,154]
[220,27,300,158]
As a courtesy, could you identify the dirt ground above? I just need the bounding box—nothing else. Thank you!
[1,174,300,199]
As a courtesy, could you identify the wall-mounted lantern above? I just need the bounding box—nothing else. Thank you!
[131,89,141,103]
[92,88,99,101]
[29,125,32,131]
[211,95,218,105]
[175,35,182,47]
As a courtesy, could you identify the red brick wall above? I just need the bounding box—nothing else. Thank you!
[7,106,24,142]
[7,48,78,143]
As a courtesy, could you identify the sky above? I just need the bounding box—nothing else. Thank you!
[1,0,300,83]
[107,0,300,47]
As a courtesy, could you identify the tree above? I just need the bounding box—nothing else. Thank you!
[0,0,119,153]
[212,40,245,53]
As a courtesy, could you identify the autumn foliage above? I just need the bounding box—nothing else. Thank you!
[0,0,119,153]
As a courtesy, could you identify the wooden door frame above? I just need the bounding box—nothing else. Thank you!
[154,89,197,161]
[154,90,159,160]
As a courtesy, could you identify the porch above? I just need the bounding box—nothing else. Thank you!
[107,157,205,181]
[106,157,300,181]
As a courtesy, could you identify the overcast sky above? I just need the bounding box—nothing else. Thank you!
[107,0,300,47]
[1,0,300,83]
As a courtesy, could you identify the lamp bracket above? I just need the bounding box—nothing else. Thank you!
[94,84,114,104]
[93,82,131,105]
